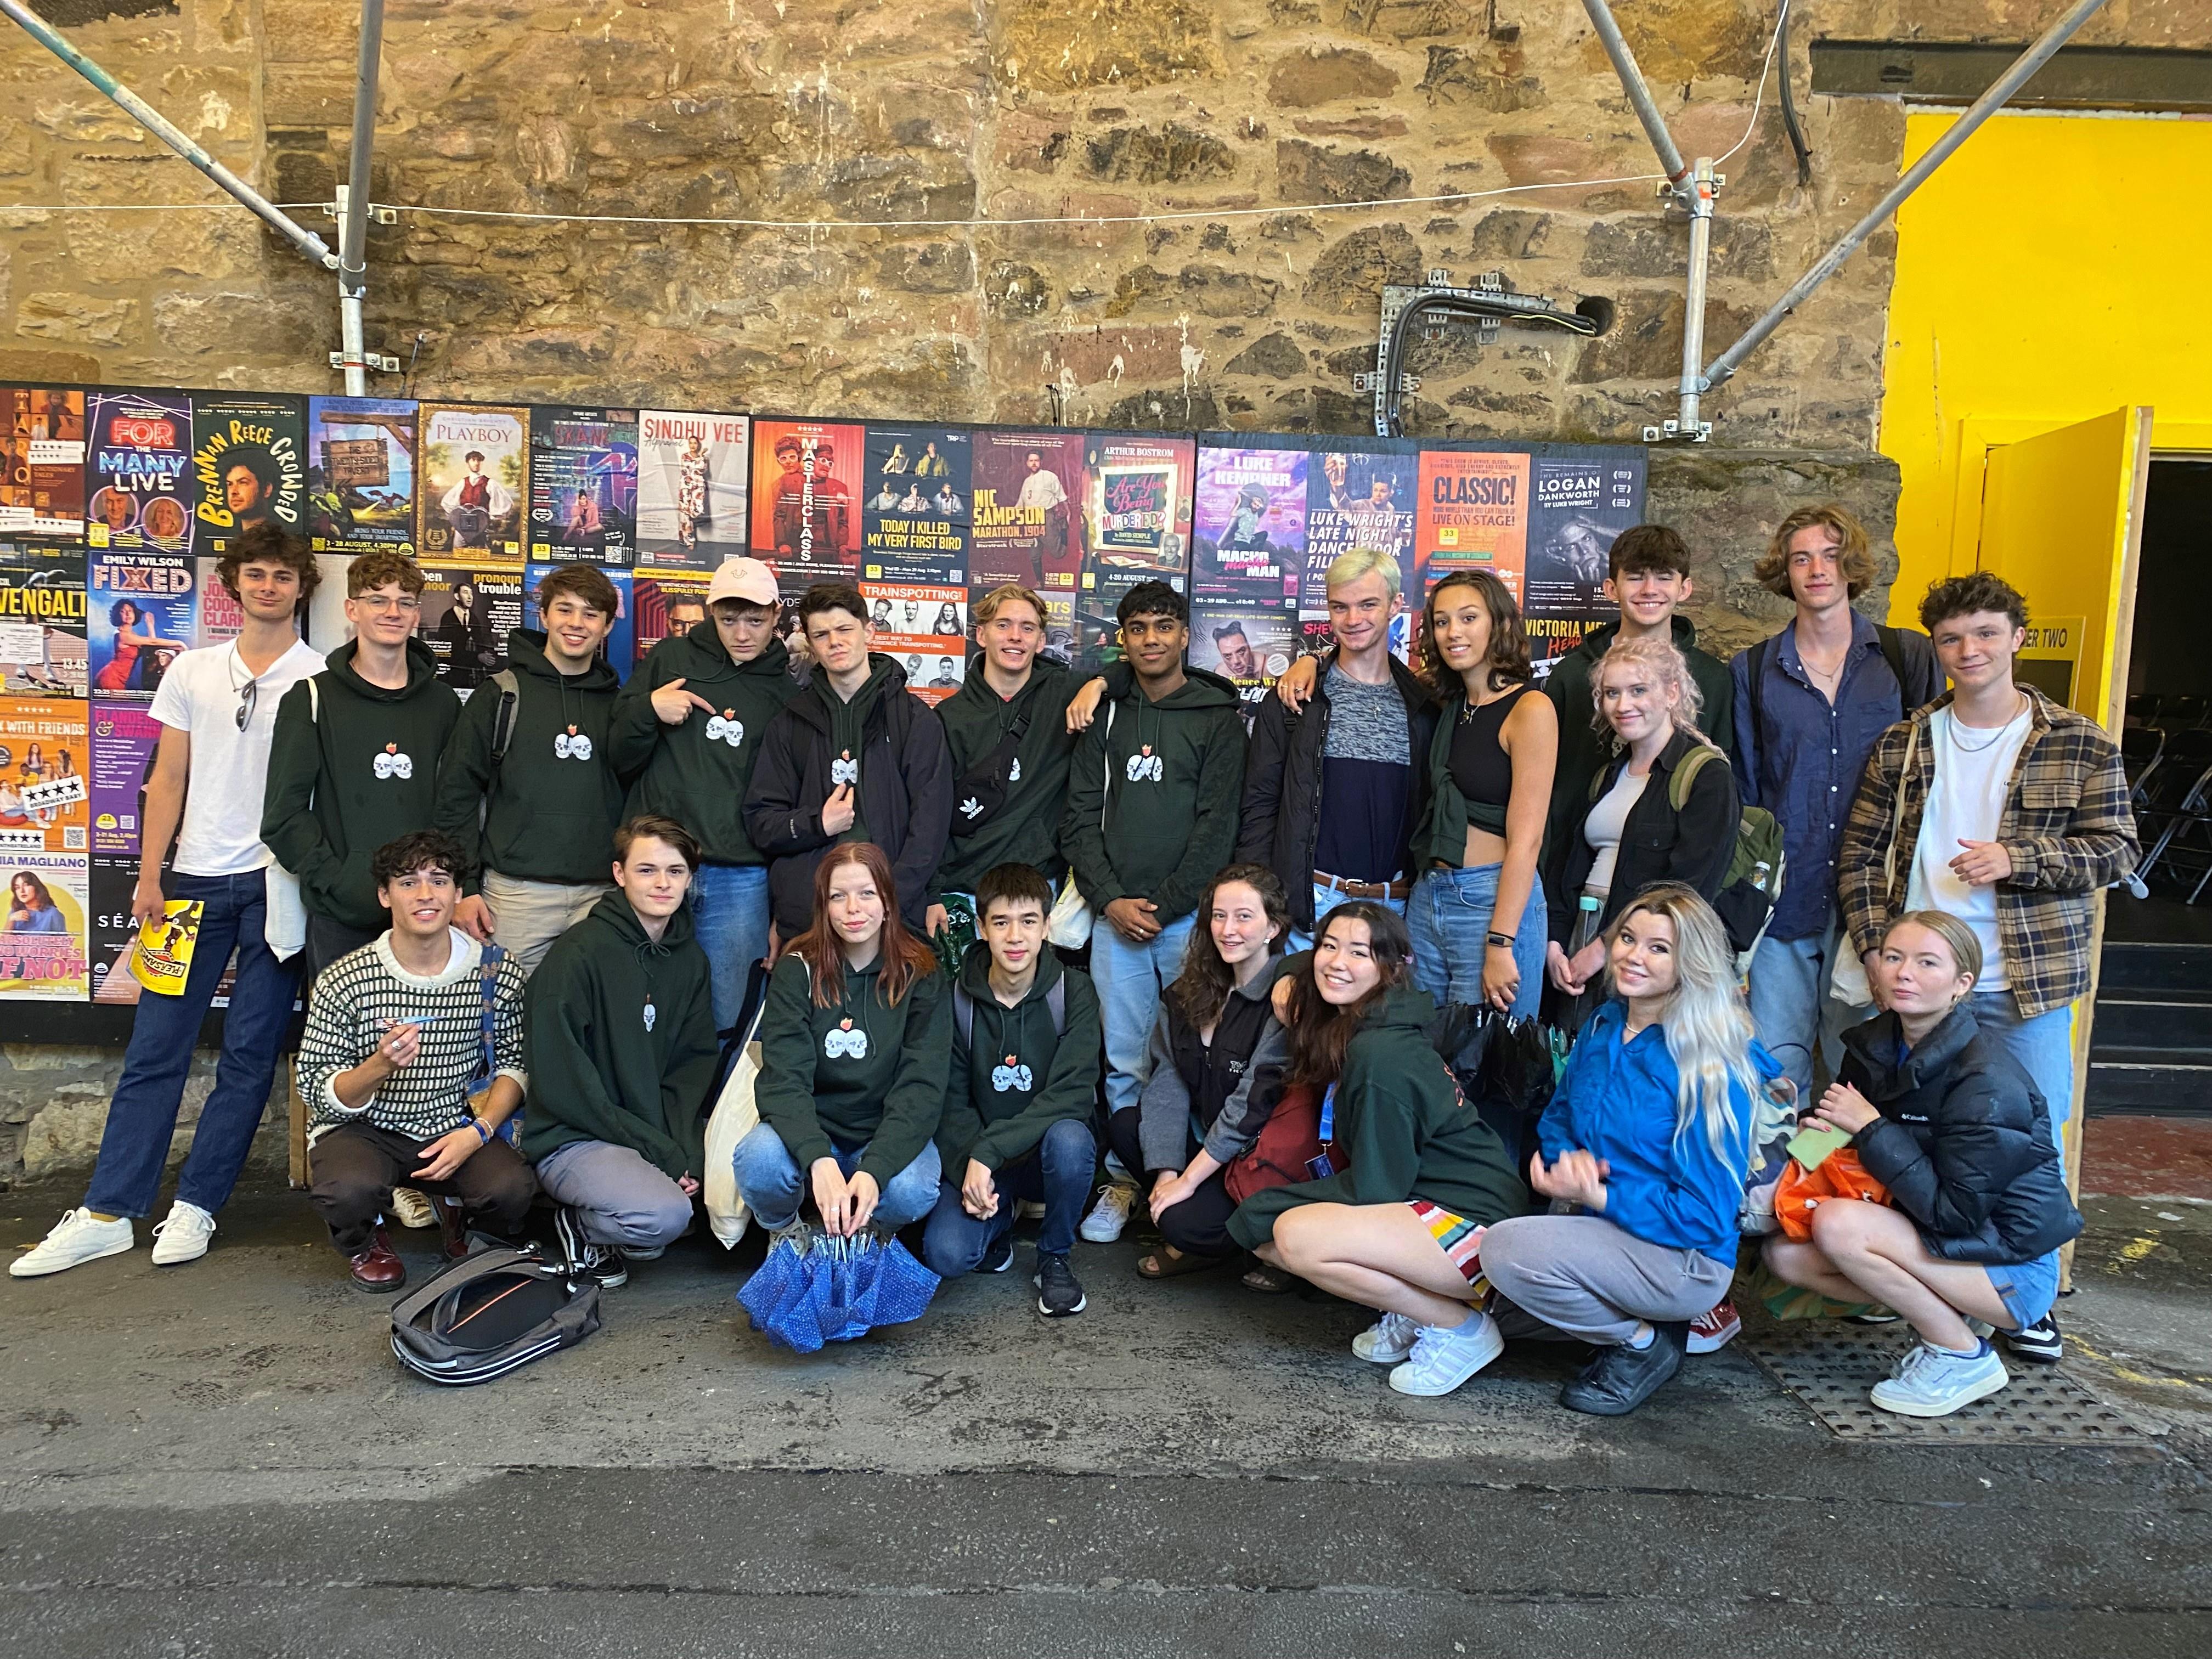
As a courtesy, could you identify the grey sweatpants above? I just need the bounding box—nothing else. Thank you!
[1480,1214,1734,1346]
[535,1138,693,1256]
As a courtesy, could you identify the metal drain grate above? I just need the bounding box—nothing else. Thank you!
[1741,1321,2154,1442]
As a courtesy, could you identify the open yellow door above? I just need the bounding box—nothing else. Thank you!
[1973,406,2152,1218]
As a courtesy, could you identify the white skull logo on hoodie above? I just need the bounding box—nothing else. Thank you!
[371,743,413,781]
[823,1018,868,1060]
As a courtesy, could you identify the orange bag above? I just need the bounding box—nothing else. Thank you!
[1773,1149,1892,1242]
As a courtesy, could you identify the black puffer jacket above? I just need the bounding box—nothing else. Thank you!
[1838,1005,2082,1265]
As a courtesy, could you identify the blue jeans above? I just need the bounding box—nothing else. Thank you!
[690,862,771,1033]
[1290,884,1406,954]
[1973,990,2074,1157]
[1746,908,1870,1100]
[731,1120,941,1232]
[1406,864,1547,1019]
[86,870,303,1220]
[1091,910,1199,1116]
[921,1117,1097,1273]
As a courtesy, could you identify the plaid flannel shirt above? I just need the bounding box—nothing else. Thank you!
[1837,686,2137,1018]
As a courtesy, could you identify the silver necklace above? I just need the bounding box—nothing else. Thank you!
[1947,696,2025,754]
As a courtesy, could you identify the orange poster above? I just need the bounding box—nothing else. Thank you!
[1415,450,1530,603]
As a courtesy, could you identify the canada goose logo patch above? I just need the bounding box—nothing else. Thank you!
[823,1018,868,1059]
[1125,744,1163,783]
[991,1056,1034,1093]
[830,752,859,788]
[372,743,413,781]
[704,713,744,748]
[554,726,594,761]
[958,796,983,820]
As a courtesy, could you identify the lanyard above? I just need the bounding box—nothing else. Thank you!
[1318,1083,1336,1144]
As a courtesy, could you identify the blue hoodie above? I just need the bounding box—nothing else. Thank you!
[1537,998,1777,1262]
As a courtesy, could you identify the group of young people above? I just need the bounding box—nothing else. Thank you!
[9,499,2134,1420]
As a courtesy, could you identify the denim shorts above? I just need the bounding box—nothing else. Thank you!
[1984,1249,2061,1330]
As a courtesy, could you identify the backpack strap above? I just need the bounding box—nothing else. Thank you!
[487,668,522,766]
[1746,634,1773,767]
[1668,743,1729,813]
[1875,624,1907,698]
[1046,975,1065,1036]
[951,980,973,1051]
[468,941,507,1093]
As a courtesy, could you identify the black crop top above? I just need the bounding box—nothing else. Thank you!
[1447,682,1533,830]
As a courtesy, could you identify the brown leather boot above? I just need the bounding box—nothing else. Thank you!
[429,1194,471,1261]
[347,1224,406,1293]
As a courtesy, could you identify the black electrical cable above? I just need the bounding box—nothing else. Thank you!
[1778,1,1813,187]
[1375,294,1598,437]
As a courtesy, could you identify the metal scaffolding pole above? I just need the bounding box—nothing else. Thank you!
[1,0,335,272]
[1703,0,2112,390]
[336,0,387,396]
[1579,0,1691,191]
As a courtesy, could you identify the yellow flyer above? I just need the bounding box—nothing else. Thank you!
[127,899,202,997]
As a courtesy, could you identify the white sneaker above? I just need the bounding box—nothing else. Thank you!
[1870,1341,2010,1418]
[1353,1310,1421,1364]
[10,1207,134,1278]
[149,1200,216,1266]
[1078,1183,1136,1244]
[1388,1311,1505,1397]
[389,1187,437,1229]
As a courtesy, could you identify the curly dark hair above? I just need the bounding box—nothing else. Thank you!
[1920,569,2028,634]
[215,522,319,608]
[371,830,466,891]
[1417,568,1529,696]
[1116,579,1186,628]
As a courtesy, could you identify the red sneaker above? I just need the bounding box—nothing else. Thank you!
[1687,1298,1741,1355]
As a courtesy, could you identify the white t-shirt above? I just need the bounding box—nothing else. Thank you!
[1905,703,2033,992]
[148,637,326,876]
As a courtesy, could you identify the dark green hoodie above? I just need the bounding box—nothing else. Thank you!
[607,624,800,865]
[520,889,718,1178]
[261,637,462,934]
[432,629,624,889]
[1227,985,1528,1248]
[754,950,952,1188]
[929,653,1080,901]
[936,942,1103,1174]
[1541,613,1734,869]
[1060,665,1244,925]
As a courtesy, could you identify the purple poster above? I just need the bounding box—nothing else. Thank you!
[87,390,194,556]
[89,699,160,859]
[1192,447,1305,599]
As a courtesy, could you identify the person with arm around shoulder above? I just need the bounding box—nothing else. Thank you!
[733,842,952,1248]
[1106,864,1293,1282]
[1402,570,1556,1016]
[1762,910,2083,1415]
[1226,902,1529,1398]
[1482,884,1775,1415]
[921,862,1103,1318]
[1544,636,1739,1026]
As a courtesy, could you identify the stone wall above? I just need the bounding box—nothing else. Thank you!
[1,2,2199,447]
[0,1042,287,1188]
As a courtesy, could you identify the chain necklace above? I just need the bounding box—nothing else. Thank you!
[1946,693,2028,753]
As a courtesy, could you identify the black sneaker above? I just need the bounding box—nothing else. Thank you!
[2001,1313,2064,1364]
[1035,1250,1086,1318]
[554,1206,629,1290]
[1559,1321,1689,1417]
[976,1233,1015,1274]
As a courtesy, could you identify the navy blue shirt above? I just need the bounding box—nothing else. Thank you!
[1730,613,1944,941]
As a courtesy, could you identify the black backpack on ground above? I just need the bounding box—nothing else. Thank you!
[390,1244,602,1386]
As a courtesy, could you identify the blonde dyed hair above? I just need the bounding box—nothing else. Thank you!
[1607,884,1760,1162]
[1325,546,1401,602]
[1592,635,1705,746]
[1883,909,1983,988]
[973,583,1046,630]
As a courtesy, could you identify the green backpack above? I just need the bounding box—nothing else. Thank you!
[1591,744,1785,962]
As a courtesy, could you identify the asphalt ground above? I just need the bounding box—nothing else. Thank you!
[3,1171,2209,1658]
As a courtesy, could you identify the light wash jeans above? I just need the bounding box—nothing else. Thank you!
[1973,990,2074,1158]
[1406,864,1547,1019]
[1091,910,1199,1116]
[1290,883,1406,954]
[1746,909,1871,1100]
[730,1121,942,1232]
[689,862,772,1033]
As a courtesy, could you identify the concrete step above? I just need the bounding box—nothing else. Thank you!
[2097,939,2212,994]
[2091,987,2212,1050]
[2086,1048,2212,1115]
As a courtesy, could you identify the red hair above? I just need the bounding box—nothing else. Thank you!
[786,843,937,1008]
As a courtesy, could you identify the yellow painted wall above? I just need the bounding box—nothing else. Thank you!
[1878,110,2212,614]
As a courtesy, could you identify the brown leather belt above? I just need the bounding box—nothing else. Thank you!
[1316,871,1412,901]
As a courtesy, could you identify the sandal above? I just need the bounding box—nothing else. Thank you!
[1240,1262,1297,1294]
[1136,1246,1222,1280]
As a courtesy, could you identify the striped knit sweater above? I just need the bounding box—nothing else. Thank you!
[297,929,528,1144]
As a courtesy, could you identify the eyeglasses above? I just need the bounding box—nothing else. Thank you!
[234,676,258,732]
[356,595,422,613]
